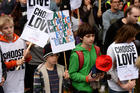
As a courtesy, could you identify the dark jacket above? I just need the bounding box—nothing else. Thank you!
[103,18,124,54]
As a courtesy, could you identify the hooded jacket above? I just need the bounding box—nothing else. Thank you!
[69,43,98,93]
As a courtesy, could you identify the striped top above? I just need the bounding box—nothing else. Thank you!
[47,65,59,93]
[33,65,59,93]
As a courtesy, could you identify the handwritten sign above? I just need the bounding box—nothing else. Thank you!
[113,42,139,81]
[27,0,50,19]
[46,10,75,53]
[21,6,52,47]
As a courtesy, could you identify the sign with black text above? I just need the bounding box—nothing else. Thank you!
[27,0,50,19]
[113,42,139,81]
[21,6,52,47]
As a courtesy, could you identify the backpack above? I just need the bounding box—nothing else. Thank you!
[75,45,100,70]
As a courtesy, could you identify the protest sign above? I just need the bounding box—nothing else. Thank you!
[27,0,50,19]
[46,10,75,53]
[21,5,52,48]
[113,42,139,81]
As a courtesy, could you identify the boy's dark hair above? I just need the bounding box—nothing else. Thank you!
[77,23,95,38]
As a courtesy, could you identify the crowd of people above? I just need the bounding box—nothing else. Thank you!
[0,0,140,93]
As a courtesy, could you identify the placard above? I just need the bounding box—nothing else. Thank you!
[113,42,139,81]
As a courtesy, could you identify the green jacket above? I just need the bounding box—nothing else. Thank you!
[69,43,98,93]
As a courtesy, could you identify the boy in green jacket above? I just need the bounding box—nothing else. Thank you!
[69,23,104,93]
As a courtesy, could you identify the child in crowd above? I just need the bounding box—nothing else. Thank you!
[33,43,69,93]
[0,15,31,93]
[69,23,105,93]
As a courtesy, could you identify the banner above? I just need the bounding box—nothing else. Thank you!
[27,0,50,19]
[21,6,52,48]
[46,10,75,53]
[113,42,139,81]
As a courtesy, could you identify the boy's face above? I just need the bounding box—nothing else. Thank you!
[46,54,59,65]
[81,34,95,47]
[1,23,14,39]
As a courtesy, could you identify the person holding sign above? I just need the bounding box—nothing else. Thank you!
[107,24,138,93]
[0,15,32,93]
[33,43,69,93]
[69,23,104,93]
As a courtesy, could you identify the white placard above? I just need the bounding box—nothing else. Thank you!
[27,0,50,19]
[21,6,52,48]
[70,0,82,10]
[113,42,139,81]
[46,10,75,53]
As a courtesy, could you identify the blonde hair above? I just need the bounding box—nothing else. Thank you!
[0,15,14,30]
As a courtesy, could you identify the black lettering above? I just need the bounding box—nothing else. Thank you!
[122,54,127,65]
[28,0,35,6]
[126,53,132,65]
[117,54,122,66]
[11,51,15,58]
[40,19,47,31]
[28,15,35,27]
[132,53,136,64]
[34,18,42,28]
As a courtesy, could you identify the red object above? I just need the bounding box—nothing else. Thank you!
[96,55,112,72]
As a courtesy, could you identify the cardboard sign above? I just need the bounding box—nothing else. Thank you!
[21,6,52,48]
[46,10,75,53]
[27,0,50,19]
[113,42,139,81]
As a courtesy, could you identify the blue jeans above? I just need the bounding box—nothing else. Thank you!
[109,88,129,93]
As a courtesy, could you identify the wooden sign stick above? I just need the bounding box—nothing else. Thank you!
[63,52,67,70]
[98,0,101,11]
[16,42,33,70]
[77,9,81,25]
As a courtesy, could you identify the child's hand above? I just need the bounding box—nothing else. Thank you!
[119,80,136,91]
[16,58,25,66]
[64,70,69,79]
[87,72,96,82]
[87,72,104,82]
[0,77,5,86]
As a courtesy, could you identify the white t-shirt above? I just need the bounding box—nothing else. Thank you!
[107,42,128,91]
[0,37,26,93]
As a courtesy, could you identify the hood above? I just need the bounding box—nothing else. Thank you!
[0,33,19,43]
[72,43,94,52]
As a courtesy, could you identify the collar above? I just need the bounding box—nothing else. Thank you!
[0,33,19,43]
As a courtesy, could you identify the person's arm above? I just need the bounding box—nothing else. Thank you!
[107,44,118,82]
[33,69,44,93]
[69,52,87,82]
[102,11,110,32]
